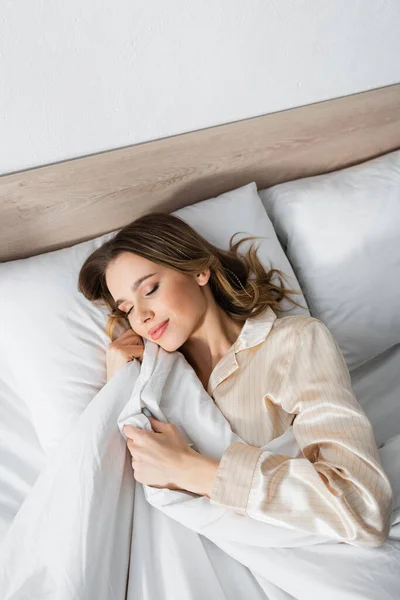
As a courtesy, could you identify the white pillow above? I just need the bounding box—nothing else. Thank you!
[258,149,400,371]
[0,182,307,455]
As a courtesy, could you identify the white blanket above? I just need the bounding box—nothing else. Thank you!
[1,339,399,600]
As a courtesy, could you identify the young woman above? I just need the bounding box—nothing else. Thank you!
[78,212,393,547]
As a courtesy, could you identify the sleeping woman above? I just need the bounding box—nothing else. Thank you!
[78,212,393,547]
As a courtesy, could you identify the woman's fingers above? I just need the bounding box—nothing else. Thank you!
[106,328,144,380]
[127,438,136,467]
[118,329,143,342]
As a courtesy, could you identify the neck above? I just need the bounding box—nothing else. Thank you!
[180,300,244,384]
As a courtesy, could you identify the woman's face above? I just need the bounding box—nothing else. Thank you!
[105,252,210,351]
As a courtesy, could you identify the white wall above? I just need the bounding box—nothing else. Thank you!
[1,0,400,175]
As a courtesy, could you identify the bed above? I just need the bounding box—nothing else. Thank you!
[1,83,400,599]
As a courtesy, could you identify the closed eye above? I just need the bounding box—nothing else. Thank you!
[125,283,159,316]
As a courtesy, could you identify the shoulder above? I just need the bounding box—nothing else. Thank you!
[249,312,321,364]
[270,312,347,376]
[263,312,339,361]
[245,308,338,361]
[270,312,325,342]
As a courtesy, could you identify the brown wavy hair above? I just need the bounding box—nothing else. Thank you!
[78,212,308,342]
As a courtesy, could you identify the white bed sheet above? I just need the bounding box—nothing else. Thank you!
[0,364,46,542]
[350,344,400,448]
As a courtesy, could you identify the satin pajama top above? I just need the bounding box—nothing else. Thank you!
[208,305,393,547]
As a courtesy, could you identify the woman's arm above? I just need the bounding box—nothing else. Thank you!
[208,319,393,547]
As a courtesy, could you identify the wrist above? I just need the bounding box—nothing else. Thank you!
[179,449,220,497]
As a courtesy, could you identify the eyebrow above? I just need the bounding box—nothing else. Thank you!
[115,272,158,306]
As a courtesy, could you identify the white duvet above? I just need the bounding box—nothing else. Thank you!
[1,339,399,600]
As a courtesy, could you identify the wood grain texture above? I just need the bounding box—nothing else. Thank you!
[1,83,400,262]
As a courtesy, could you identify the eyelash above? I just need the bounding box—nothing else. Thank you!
[124,283,159,316]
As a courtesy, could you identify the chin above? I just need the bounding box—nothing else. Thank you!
[158,333,186,353]
[158,341,179,352]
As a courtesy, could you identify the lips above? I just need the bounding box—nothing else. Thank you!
[149,320,169,339]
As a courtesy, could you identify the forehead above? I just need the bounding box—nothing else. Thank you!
[105,252,159,294]
[107,252,156,276]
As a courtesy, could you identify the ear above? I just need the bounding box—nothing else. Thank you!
[195,268,211,286]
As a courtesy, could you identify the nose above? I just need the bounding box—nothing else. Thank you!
[133,303,153,327]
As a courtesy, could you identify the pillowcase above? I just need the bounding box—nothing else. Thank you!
[258,149,400,372]
[0,182,307,455]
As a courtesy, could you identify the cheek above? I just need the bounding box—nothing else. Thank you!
[163,281,203,317]
[157,283,205,350]
[175,282,201,308]
[166,289,189,313]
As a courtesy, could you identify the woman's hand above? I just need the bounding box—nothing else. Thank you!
[106,329,144,382]
[124,418,220,497]
[123,418,192,490]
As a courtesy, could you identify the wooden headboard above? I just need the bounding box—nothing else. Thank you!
[1,83,400,262]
